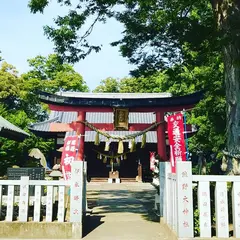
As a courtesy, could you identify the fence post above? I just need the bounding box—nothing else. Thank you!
[198,181,211,237]
[169,172,173,228]
[6,183,14,221]
[70,161,83,223]
[176,161,193,238]
[34,185,42,222]
[82,161,87,214]
[232,182,240,238]
[159,162,165,218]
[164,162,171,224]
[46,185,54,222]
[215,181,229,238]
[19,176,29,222]
[58,185,65,222]
[0,185,2,220]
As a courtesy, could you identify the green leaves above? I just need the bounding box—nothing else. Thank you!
[93,49,225,159]
[23,54,89,93]
[0,54,89,175]
[27,0,217,73]
[28,0,49,13]
[93,77,120,93]
[0,62,23,101]
[26,0,240,174]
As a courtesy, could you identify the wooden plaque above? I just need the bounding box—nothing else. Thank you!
[114,108,129,130]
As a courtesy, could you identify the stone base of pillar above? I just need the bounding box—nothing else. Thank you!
[116,178,121,183]
[136,176,142,182]
[108,178,121,183]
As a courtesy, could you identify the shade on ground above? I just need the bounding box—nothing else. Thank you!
[84,183,170,240]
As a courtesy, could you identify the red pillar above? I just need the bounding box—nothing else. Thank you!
[156,111,167,161]
[76,111,86,161]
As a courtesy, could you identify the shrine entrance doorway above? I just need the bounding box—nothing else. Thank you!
[85,142,157,181]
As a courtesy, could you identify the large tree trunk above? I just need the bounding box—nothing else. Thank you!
[211,0,240,174]
[223,43,240,174]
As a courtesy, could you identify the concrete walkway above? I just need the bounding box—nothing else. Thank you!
[83,182,170,240]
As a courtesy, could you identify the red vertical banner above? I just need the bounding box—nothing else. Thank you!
[167,113,186,173]
[61,136,80,180]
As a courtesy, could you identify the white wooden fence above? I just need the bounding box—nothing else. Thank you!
[0,161,87,223]
[161,161,240,239]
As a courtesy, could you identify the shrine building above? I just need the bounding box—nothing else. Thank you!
[29,91,203,181]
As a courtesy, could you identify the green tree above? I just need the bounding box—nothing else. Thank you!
[28,0,239,173]
[0,60,54,175]
[21,54,89,121]
[0,55,90,175]
[93,77,120,93]
[119,74,168,93]
[23,54,89,93]
[93,51,225,173]
[0,62,24,109]
[93,75,168,93]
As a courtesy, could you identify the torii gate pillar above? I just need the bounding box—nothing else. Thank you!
[76,111,86,161]
[156,112,167,161]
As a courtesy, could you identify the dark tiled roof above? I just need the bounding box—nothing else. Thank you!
[0,116,30,141]
[38,90,204,108]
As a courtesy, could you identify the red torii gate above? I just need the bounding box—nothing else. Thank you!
[38,91,204,162]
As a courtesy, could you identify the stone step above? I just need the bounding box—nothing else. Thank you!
[90,177,137,182]
[90,178,108,182]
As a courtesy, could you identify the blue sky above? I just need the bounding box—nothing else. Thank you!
[0,1,133,90]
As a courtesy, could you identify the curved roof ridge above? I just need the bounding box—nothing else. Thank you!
[56,91,172,99]
[29,115,60,127]
[37,90,205,108]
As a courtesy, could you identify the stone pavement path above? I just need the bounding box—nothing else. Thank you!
[83,182,170,240]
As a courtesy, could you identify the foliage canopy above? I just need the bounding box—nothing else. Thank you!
[0,54,88,175]
[28,0,240,174]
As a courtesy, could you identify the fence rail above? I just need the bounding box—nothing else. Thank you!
[0,161,87,224]
[0,177,68,222]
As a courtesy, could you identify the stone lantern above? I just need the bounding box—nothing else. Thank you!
[49,170,62,180]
